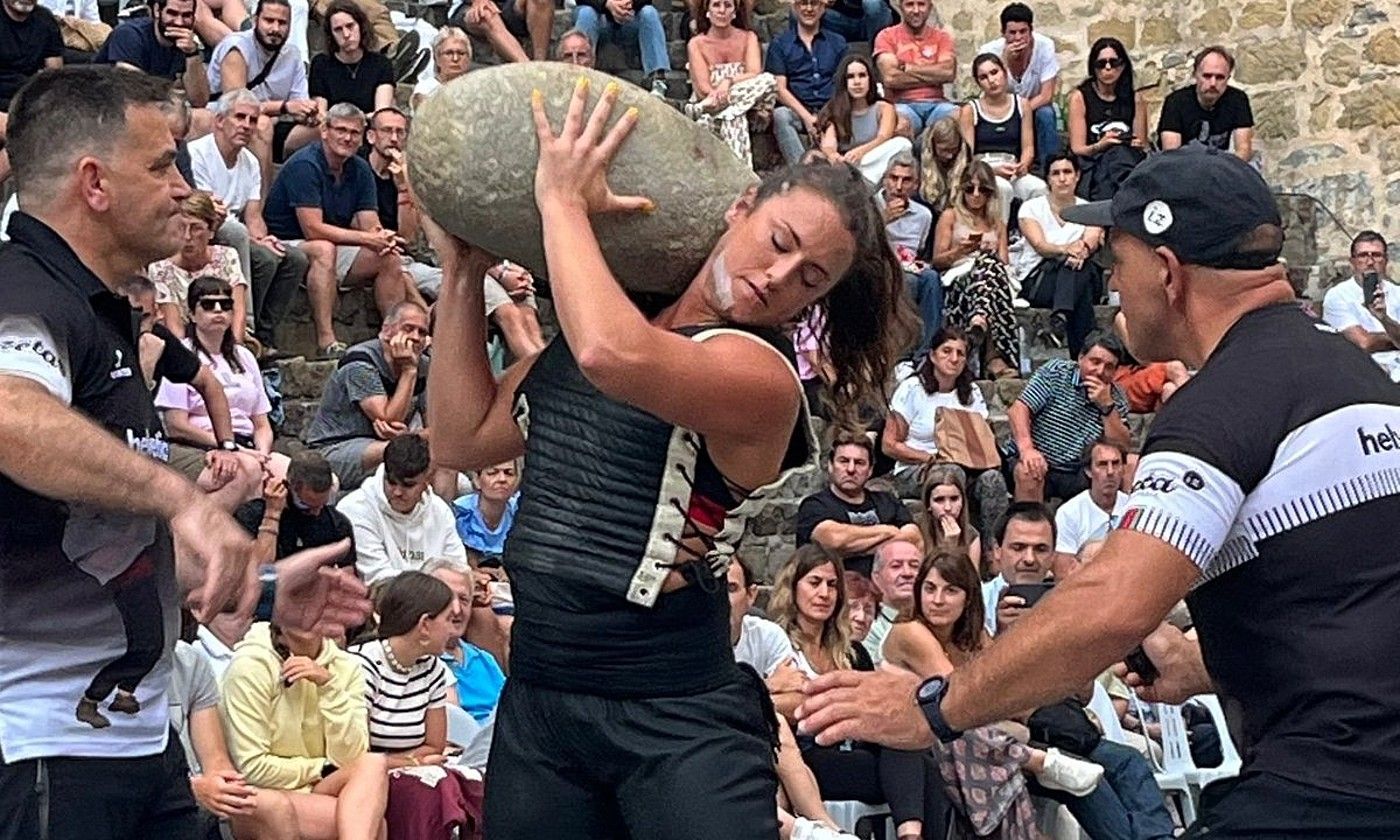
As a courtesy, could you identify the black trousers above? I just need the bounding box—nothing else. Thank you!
[1182,772,1400,839]
[802,742,949,839]
[1024,258,1104,358]
[0,730,198,840]
[84,554,164,702]
[484,668,779,840]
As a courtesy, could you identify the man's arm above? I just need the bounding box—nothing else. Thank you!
[809,520,903,556]
[876,51,955,90]
[1340,324,1399,353]
[184,54,210,108]
[1231,126,1254,162]
[772,75,815,125]
[1158,131,1183,151]
[358,366,417,424]
[294,206,381,248]
[1025,74,1057,112]
[243,199,271,240]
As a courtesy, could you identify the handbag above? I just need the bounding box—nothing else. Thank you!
[933,407,1001,471]
[1028,699,1103,757]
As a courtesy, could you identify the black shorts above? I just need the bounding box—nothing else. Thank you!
[0,731,198,840]
[272,119,296,162]
[483,667,779,840]
[1182,771,1400,839]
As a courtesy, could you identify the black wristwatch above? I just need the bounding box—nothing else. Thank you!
[917,675,963,744]
[1097,402,1114,417]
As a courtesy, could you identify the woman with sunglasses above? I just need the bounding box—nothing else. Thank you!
[155,276,286,489]
[933,161,1020,379]
[960,53,1046,225]
[150,191,250,344]
[1066,37,1146,200]
[816,54,913,184]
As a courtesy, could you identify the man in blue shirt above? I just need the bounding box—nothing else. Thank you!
[262,102,419,358]
[95,0,209,107]
[763,0,846,164]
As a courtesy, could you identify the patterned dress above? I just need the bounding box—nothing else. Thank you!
[934,726,1041,839]
[685,62,777,169]
[943,219,1020,373]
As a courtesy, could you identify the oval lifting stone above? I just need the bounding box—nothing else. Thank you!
[407,63,760,296]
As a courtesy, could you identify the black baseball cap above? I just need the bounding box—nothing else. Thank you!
[1062,145,1283,270]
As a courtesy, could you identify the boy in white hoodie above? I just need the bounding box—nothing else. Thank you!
[338,434,467,585]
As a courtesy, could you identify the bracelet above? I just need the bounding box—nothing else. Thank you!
[258,525,279,536]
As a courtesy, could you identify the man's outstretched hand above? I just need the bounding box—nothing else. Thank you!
[796,668,935,750]
[272,540,371,638]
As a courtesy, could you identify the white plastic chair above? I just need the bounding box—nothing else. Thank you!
[1130,694,1197,828]
[824,801,893,839]
[1087,682,1128,746]
[1185,694,1243,792]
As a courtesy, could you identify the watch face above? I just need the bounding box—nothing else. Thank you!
[917,676,947,702]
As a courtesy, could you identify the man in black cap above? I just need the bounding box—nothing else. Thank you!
[796,145,1400,838]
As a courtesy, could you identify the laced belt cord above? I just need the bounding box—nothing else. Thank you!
[656,433,760,594]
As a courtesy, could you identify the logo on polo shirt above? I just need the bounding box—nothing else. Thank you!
[1131,473,1177,494]
[109,348,133,380]
[1357,423,1400,456]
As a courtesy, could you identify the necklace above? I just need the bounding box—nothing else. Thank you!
[341,52,363,80]
[382,638,416,674]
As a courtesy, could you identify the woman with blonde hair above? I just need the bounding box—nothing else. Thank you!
[150,190,249,343]
[919,117,972,215]
[932,161,1019,378]
[768,544,855,674]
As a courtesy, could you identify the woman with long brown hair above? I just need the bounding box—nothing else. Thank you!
[816,53,912,184]
[685,0,776,167]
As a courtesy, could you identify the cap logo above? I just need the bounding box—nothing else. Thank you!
[1143,200,1173,235]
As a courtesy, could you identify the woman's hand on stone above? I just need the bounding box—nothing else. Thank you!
[531,77,654,216]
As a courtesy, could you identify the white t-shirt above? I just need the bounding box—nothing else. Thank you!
[978,32,1060,101]
[1014,195,1089,284]
[1054,489,1130,554]
[733,615,797,678]
[188,134,263,214]
[888,374,990,471]
[1322,277,1400,382]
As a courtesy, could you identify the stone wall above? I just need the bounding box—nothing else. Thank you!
[934,0,1398,260]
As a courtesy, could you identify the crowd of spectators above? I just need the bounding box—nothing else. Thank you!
[0,0,1389,836]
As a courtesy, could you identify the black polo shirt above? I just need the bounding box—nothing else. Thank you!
[0,5,62,110]
[0,212,185,761]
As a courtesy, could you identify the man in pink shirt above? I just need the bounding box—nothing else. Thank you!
[873,0,957,140]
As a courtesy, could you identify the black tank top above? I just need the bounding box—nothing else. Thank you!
[1080,84,1135,145]
[505,326,815,698]
[971,96,1022,157]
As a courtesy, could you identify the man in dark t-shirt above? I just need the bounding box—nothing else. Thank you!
[795,431,922,577]
[1157,46,1253,161]
[0,0,62,111]
[235,449,355,560]
[94,0,210,106]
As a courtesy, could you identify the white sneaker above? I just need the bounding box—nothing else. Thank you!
[1036,747,1105,797]
[792,817,860,840]
[650,77,668,98]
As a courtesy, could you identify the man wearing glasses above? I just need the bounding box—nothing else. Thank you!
[261,101,421,359]
[1323,231,1400,381]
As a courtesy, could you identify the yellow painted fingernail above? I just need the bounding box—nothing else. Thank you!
[643,200,657,213]
[576,76,590,91]
[606,81,621,96]
[626,107,640,119]
[531,88,542,104]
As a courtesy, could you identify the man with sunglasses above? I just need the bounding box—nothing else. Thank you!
[1323,231,1399,381]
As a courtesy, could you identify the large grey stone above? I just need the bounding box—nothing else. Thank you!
[408,63,759,296]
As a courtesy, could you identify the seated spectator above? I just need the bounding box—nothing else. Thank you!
[209,0,319,177]
[843,569,879,643]
[340,434,467,584]
[880,152,943,353]
[961,52,1047,224]
[155,276,283,488]
[189,89,308,355]
[769,545,947,840]
[553,26,594,67]
[447,0,549,64]
[1052,438,1128,559]
[862,537,921,664]
[979,3,1061,171]
[883,551,1109,837]
[873,0,956,142]
[882,327,1007,537]
[572,0,672,96]
[919,465,985,577]
[791,306,831,417]
[1003,331,1130,501]
[310,0,394,127]
[262,102,418,358]
[219,620,390,840]
[303,301,431,489]
[349,572,483,838]
[1067,37,1146,200]
[0,0,62,183]
[1157,46,1253,161]
[428,560,506,724]
[815,0,890,43]
[815,53,912,184]
[150,190,248,341]
[796,429,922,577]
[1015,153,1105,355]
[933,161,1019,378]
[95,0,210,108]
[1110,312,1189,412]
[257,449,356,557]
[364,106,545,359]
[1324,231,1400,381]
[453,460,520,560]
[917,116,972,215]
[684,0,776,168]
[980,500,1052,634]
[764,0,846,165]
[411,26,470,109]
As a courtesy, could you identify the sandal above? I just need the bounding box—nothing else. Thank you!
[317,341,348,360]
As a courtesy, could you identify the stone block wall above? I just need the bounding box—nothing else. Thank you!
[933,0,1397,259]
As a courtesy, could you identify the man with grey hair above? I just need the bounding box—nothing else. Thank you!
[263,101,418,358]
[0,66,368,838]
[879,150,942,352]
[862,538,921,665]
[190,87,307,354]
[554,27,595,67]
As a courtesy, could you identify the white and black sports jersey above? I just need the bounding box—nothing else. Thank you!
[1119,303,1400,804]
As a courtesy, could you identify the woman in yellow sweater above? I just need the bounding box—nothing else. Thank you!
[219,621,389,840]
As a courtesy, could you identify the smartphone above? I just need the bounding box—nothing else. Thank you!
[1125,645,1160,685]
[1363,271,1380,308]
[1004,582,1055,608]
